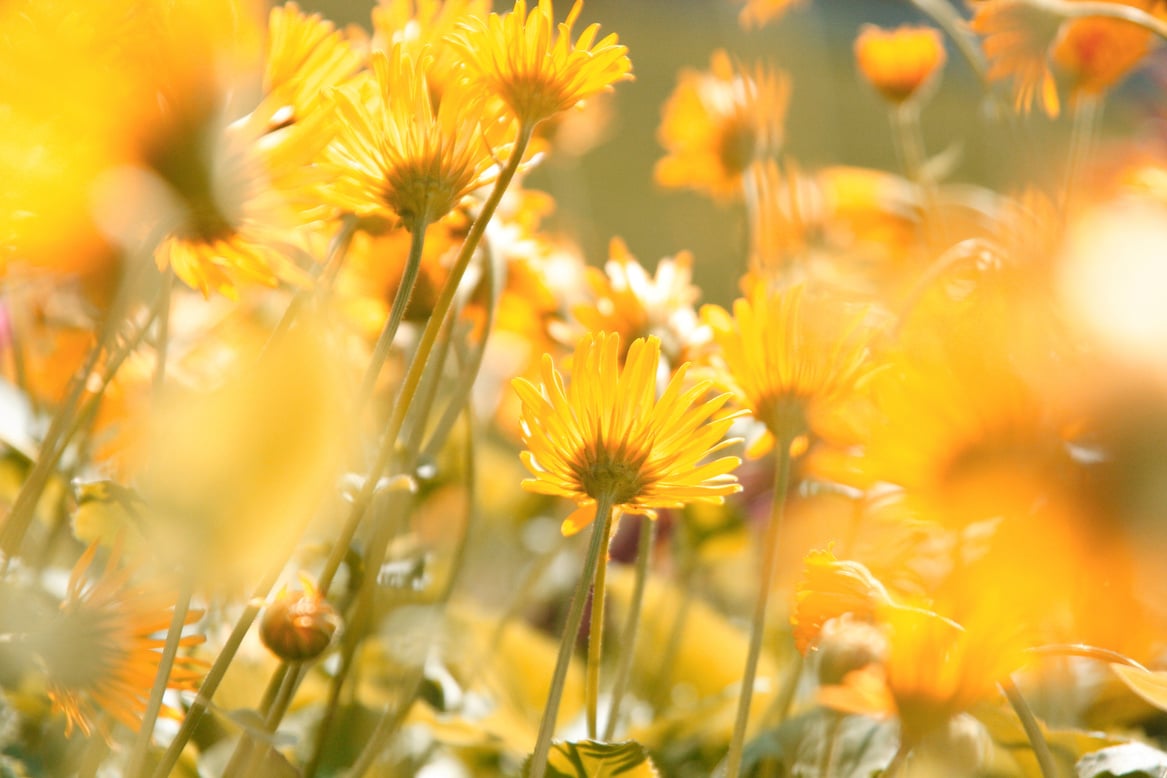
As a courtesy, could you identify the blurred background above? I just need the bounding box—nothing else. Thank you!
[299,0,1161,304]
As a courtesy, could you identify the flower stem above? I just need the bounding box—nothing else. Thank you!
[353,213,431,416]
[1061,95,1100,211]
[529,497,615,778]
[724,443,793,778]
[883,741,912,778]
[586,509,615,739]
[603,516,655,741]
[128,579,192,778]
[1002,675,1058,778]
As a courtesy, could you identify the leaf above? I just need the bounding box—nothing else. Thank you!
[1111,665,1167,714]
[976,703,1125,777]
[741,708,898,778]
[523,740,660,778]
[1076,742,1167,778]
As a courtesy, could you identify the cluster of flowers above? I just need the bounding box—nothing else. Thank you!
[3,0,1167,776]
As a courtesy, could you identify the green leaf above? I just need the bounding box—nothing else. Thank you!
[523,740,661,777]
[1076,742,1167,778]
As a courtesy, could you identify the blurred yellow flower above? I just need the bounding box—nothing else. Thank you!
[324,45,497,228]
[448,0,632,127]
[701,281,879,458]
[37,542,206,739]
[791,548,893,655]
[970,0,1063,116]
[1052,4,1158,102]
[854,25,946,104]
[656,50,790,201]
[512,332,742,535]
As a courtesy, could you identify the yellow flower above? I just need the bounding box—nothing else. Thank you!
[854,25,946,104]
[36,542,206,739]
[970,0,1063,116]
[512,332,743,535]
[791,548,894,654]
[701,281,879,458]
[324,45,497,227]
[737,0,806,29]
[656,50,790,201]
[448,0,633,127]
[570,238,706,366]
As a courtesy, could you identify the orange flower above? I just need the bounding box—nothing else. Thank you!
[1052,5,1158,101]
[36,543,206,739]
[970,0,1063,116]
[854,25,946,104]
[656,50,790,201]
[737,0,806,29]
[791,549,894,654]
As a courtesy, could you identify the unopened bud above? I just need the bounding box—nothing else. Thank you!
[260,578,341,662]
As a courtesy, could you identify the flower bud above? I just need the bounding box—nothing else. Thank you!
[854,25,946,104]
[260,579,341,663]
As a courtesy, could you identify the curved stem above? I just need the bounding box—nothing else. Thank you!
[1002,675,1058,778]
[603,516,655,741]
[1050,0,1167,40]
[1027,643,1149,671]
[529,497,615,778]
[586,510,615,739]
[725,444,793,778]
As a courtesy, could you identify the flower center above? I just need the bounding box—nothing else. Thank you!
[574,441,647,505]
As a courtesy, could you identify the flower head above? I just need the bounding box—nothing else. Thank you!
[701,281,880,458]
[970,0,1063,116]
[36,542,206,739]
[854,25,946,104]
[512,332,742,535]
[448,0,633,127]
[737,0,806,29]
[656,50,790,201]
[1052,6,1157,102]
[791,548,894,654]
[324,45,498,227]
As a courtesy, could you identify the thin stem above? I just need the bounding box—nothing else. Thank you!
[603,516,655,741]
[1061,95,1100,210]
[883,741,912,778]
[127,580,192,778]
[1001,675,1059,778]
[529,498,615,778]
[820,712,842,778]
[586,510,615,739]
[0,257,152,556]
[724,444,793,778]
[354,214,431,416]
[1027,643,1149,671]
[313,122,534,601]
[759,652,803,729]
[152,269,173,392]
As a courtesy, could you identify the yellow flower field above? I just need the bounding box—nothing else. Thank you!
[3,0,1167,776]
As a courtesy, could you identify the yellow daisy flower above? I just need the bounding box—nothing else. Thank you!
[323,45,497,228]
[656,50,791,201]
[36,542,206,739]
[447,0,633,127]
[701,281,880,458]
[512,332,743,535]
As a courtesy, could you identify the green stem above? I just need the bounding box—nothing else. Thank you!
[529,498,615,778]
[603,516,655,741]
[128,580,192,778]
[1002,675,1058,778]
[0,257,151,556]
[724,444,793,778]
[884,741,912,778]
[820,711,842,778]
[354,214,431,416]
[586,510,615,739]
[1061,95,1100,210]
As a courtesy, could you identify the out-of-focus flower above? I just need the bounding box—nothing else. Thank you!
[448,0,632,127]
[1052,9,1156,101]
[324,45,497,228]
[372,0,487,92]
[35,542,206,739]
[569,239,706,367]
[701,281,880,458]
[512,332,742,535]
[737,0,806,29]
[656,50,790,201]
[820,606,1024,747]
[791,548,894,654]
[854,25,947,105]
[970,0,1064,116]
